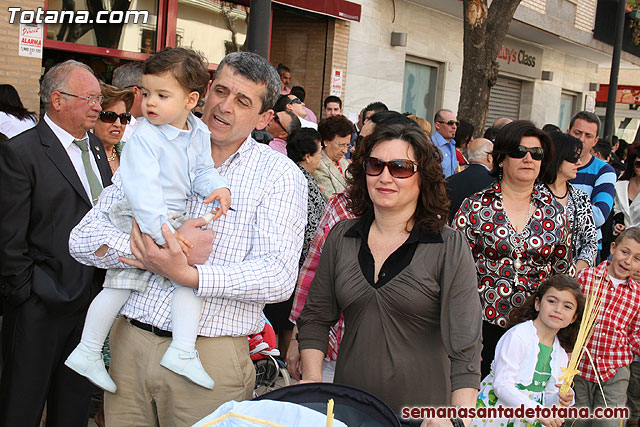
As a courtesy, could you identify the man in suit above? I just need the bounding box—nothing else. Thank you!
[447,137,494,222]
[0,60,112,427]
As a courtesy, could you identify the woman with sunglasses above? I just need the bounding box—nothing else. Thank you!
[297,124,482,416]
[613,143,640,237]
[313,115,355,200]
[453,121,574,379]
[542,132,597,272]
[93,82,134,173]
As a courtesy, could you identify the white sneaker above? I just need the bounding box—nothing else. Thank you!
[64,343,116,393]
[160,345,215,389]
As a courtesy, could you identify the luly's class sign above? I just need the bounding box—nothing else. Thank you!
[496,38,543,79]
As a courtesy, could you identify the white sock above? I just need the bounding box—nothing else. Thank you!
[81,288,131,353]
[170,285,202,352]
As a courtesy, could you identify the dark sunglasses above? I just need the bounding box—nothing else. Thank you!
[507,145,544,161]
[565,150,581,164]
[273,114,288,134]
[99,110,132,124]
[634,159,640,168]
[363,157,418,179]
[287,97,302,105]
[437,120,459,126]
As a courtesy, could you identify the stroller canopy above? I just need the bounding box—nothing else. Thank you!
[254,383,402,427]
[191,399,348,427]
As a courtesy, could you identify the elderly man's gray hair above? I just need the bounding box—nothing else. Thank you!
[40,60,95,108]
[215,52,280,114]
[112,62,143,89]
[467,138,494,162]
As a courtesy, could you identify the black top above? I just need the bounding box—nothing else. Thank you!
[345,213,442,288]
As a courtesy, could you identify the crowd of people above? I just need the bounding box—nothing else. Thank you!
[1,47,640,427]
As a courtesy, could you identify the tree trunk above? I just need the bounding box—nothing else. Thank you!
[459,0,522,137]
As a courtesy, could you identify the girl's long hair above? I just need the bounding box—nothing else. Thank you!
[0,84,36,121]
[508,274,585,351]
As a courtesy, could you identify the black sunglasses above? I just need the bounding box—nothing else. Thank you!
[273,114,288,134]
[507,146,544,161]
[437,120,459,126]
[634,159,640,168]
[99,110,132,124]
[363,157,418,179]
[287,97,302,105]
[566,149,581,164]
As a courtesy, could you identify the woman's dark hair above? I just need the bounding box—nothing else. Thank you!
[347,124,449,234]
[617,138,630,161]
[508,274,585,352]
[286,128,321,163]
[454,119,474,148]
[318,115,355,145]
[100,82,135,112]
[620,142,640,180]
[370,110,417,127]
[143,47,210,107]
[490,120,554,180]
[541,132,582,185]
[0,84,36,121]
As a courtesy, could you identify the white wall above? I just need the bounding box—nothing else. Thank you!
[344,0,598,127]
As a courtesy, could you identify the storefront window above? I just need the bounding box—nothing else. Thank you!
[402,59,438,123]
[559,92,577,132]
[46,0,159,54]
[175,0,248,64]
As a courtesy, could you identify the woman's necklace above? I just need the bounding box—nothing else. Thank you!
[511,201,535,270]
[548,185,569,199]
[106,150,118,162]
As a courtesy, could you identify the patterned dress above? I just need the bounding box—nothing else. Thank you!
[453,182,575,327]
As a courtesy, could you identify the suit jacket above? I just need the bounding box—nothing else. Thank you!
[0,120,112,314]
[313,152,349,200]
[446,163,495,222]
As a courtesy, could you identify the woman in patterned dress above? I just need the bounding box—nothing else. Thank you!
[542,132,597,272]
[453,121,575,378]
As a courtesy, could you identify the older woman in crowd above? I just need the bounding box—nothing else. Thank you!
[453,120,574,378]
[93,82,134,173]
[542,132,597,272]
[264,128,327,356]
[298,123,482,415]
[313,115,355,200]
[614,143,640,234]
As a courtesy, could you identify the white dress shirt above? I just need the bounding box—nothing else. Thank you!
[43,114,103,202]
[69,136,308,337]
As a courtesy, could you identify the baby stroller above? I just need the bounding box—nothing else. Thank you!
[254,382,408,427]
[248,320,291,397]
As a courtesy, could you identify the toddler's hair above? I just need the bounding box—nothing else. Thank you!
[616,226,640,246]
[142,47,210,107]
[508,274,585,351]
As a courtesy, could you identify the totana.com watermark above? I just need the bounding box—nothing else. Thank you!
[8,7,149,25]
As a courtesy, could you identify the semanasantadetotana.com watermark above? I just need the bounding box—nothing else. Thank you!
[8,7,149,25]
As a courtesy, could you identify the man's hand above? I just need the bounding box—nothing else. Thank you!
[204,187,232,222]
[119,219,199,288]
[175,218,214,265]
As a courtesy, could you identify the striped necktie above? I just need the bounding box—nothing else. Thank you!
[73,138,102,205]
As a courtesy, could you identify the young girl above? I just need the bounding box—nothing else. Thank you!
[471,275,584,427]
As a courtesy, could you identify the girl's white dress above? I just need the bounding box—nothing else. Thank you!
[471,320,570,427]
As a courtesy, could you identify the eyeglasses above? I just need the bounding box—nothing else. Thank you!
[507,145,544,161]
[287,97,302,105]
[99,110,132,124]
[634,159,640,168]
[565,150,581,164]
[59,91,104,106]
[436,120,459,126]
[273,114,288,135]
[363,157,418,179]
